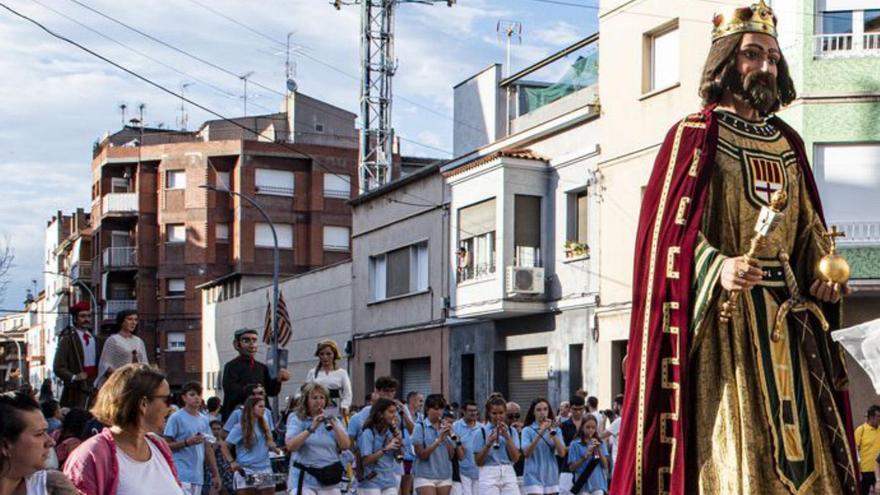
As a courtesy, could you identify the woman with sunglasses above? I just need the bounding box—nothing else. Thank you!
[521,398,565,495]
[64,363,183,495]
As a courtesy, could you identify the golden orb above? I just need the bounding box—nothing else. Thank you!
[818,253,850,284]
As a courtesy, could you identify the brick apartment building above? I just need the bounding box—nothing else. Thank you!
[87,92,395,386]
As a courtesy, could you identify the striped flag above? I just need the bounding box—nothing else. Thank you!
[262,290,293,347]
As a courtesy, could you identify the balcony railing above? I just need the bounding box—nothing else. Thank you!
[815,33,880,58]
[835,221,880,246]
[103,299,136,320]
[102,247,137,269]
[102,193,138,216]
[324,189,350,199]
[69,261,92,281]
[458,262,497,283]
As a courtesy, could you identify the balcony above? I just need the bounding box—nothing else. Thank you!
[836,221,880,246]
[102,193,138,216]
[102,247,137,269]
[103,299,136,320]
[69,261,92,282]
[815,33,880,58]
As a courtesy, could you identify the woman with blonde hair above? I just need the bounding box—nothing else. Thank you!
[285,382,350,494]
[304,340,352,416]
[63,363,182,495]
[221,396,278,494]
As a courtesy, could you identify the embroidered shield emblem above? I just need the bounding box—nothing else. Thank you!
[743,150,788,208]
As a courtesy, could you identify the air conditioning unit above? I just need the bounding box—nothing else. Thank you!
[506,266,545,295]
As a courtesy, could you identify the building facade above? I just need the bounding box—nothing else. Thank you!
[90,92,359,386]
[0,311,28,389]
[200,261,353,404]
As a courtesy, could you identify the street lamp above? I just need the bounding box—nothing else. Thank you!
[43,270,99,338]
[200,184,281,413]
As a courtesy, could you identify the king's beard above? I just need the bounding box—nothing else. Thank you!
[731,70,779,116]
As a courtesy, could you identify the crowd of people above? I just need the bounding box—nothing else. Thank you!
[0,302,629,495]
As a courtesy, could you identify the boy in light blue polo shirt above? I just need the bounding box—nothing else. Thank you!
[453,401,482,494]
[163,381,220,494]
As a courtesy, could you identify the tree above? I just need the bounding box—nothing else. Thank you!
[0,236,14,305]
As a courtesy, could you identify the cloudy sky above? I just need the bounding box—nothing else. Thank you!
[0,0,598,307]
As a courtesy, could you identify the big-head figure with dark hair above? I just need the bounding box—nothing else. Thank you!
[52,301,104,409]
[611,2,859,494]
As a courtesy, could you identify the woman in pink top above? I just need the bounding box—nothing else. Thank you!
[64,363,183,495]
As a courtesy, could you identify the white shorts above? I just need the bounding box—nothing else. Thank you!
[522,485,560,494]
[358,489,399,495]
[478,465,518,495]
[413,477,453,489]
[179,483,202,495]
[451,475,479,495]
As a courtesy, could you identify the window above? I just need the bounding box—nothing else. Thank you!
[370,242,429,301]
[217,223,230,242]
[822,10,853,34]
[324,173,351,199]
[458,199,496,282]
[515,195,542,267]
[255,168,294,197]
[166,224,186,243]
[814,144,880,234]
[215,171,231,190]
[255,223,293,249]
[566,190,589,256]
[323,226,350,251]
[315,123,325,133]
[867,10,880,33]
[167,278,185,297]
[111,178,129,193]
[646,24,679,93]
[166,170,186,190]
[167,332,186,352]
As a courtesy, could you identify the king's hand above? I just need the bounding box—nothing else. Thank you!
[809,279,851,303]
[720,256,763,291]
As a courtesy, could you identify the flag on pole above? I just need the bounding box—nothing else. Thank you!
[262,290,293,347]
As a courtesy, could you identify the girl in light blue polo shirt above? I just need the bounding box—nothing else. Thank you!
[566,415,608,495]
[285,382,352,495]
[358,398,405,495]
[471,396,520,495]
[411,394,464,494]
[521,398,566,495]
[222,396,278,493]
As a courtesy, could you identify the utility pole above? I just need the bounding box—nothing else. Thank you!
[177,83,192,131]
[334,0,455,194]
[239,71,255,116]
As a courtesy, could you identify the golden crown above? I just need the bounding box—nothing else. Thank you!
[712,0,778,42]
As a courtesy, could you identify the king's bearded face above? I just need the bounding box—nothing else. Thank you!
[733,70,779,115]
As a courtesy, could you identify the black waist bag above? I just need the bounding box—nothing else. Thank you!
[294,461,344,487]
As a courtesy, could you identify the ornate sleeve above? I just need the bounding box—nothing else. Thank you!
[793,168,831,288]
[691,231,728,333]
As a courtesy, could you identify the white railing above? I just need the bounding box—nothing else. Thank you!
[815,33,880,58]
[103,299,136,320]
[69,261,92,281]
[835,221,880,246]
[102,247,137,268]
[102,193,138,215]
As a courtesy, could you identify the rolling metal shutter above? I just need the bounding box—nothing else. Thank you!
[401,358,432,400]
[507,350,548,411]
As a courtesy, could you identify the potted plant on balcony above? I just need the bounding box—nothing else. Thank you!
[564,240,589,259]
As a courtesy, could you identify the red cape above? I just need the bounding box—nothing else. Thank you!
[609,107,857,494]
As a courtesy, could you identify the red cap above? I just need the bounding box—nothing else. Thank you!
[69,301,90,316]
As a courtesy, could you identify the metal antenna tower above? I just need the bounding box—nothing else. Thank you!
[334,0,455,193]
[177,83,192,131]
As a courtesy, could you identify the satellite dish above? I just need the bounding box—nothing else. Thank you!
[286,79,298,92]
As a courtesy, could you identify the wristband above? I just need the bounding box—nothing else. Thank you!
[184,439,189,447]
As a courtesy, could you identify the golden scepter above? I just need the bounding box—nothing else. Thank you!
[719,190,788,323]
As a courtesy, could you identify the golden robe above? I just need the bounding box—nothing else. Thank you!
[686,110,855,494]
